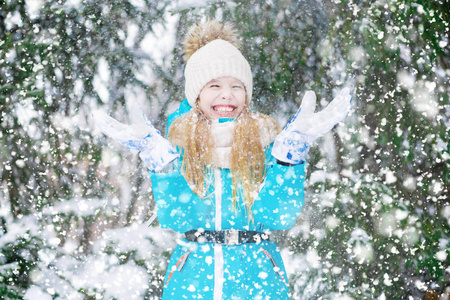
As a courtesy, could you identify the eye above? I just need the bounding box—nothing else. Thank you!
[210,84,220,88]
[233,85,243,89]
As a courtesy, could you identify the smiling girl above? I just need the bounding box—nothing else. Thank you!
[94,20,351,300]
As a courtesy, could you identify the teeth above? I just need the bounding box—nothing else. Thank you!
[215,106,234,112]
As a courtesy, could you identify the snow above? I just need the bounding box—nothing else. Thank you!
[129,0,146,9]
[0,262,19,273]
[395,209,408,221]
[80,260,149,299]
[64,0,82,8]
[172,0,214,10]
[140,14,178,68]
[306,249,321,269]
[325,215,340,229]
[396,70,415,89]
[410,80,440,118]
[24,286,53,300]
[7,211,177,299]
[14,100,40,136]
[398,43,411,63]
[93,65,110,103]
[4,10,22,30]
[0,215,40,250]
[24,0,45,19]
[42,198,113,217]
[309,170,339,185]
[402,176,417,192]
[2,1,449,299]
[93,223,176,256]
[442,205,450,226]
[349,46,366,63]
[435,251,447,261]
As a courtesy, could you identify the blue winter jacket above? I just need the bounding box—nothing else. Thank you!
[150,100,306,300]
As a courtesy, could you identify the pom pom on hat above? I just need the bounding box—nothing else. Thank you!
[183,20,253,107]
[182,20,241,61]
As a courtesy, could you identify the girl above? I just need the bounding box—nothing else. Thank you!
[94,20,351,300]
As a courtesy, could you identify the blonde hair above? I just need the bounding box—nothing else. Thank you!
[169,103,280,220]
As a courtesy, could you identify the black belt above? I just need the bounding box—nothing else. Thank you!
[184,229,269,245]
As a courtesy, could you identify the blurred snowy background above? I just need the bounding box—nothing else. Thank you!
[0,0,448,299]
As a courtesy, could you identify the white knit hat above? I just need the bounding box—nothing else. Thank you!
[184,39,253,107]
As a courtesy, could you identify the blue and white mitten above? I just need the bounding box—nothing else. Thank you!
[272,88,352,164]
[92,107,179,173]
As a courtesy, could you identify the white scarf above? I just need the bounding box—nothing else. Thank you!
[208,118,278,169]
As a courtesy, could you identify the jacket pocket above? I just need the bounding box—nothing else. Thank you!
[260,247,288,287]
[165,249,192,287]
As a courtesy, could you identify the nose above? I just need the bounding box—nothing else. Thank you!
[220,87,232,99]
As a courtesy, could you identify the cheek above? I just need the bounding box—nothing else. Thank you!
[234,99,246,115]
[197,99,215,119]
[198,102,210,116]
[198,95,209,109]
[238,93,247,107]
[199,90,215,104]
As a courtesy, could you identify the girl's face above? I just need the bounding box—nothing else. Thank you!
[198,76,246,119]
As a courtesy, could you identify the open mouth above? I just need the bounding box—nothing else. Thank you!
[213,105,236,112]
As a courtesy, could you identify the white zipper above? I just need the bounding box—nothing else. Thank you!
[214,168,224,300]
[215,168,222,231]
[214,244,224,299]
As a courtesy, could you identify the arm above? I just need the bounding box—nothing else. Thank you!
[255,88,351,229]
[271,88,352,164]
[253,157,306,230]
[92,106,179,173]
[149,168,213,233]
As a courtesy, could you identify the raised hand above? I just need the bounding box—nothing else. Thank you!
[271,88,352,164]
[92,104,179,172]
